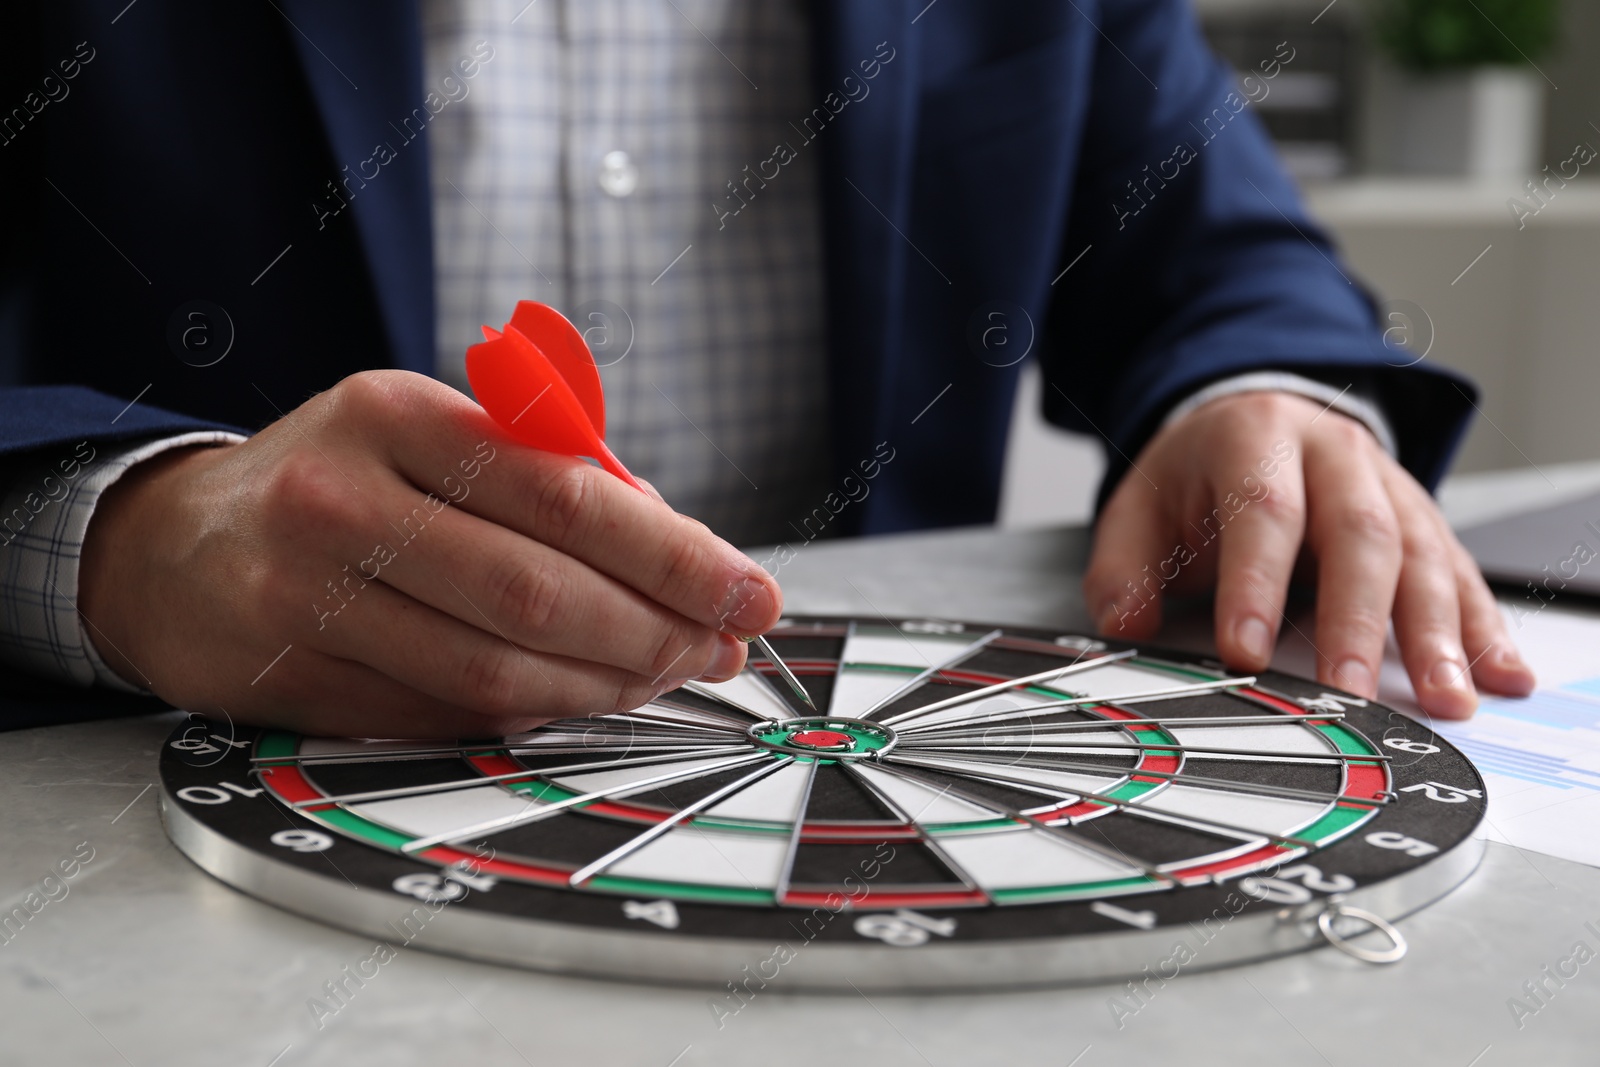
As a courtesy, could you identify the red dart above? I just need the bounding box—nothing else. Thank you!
[464,300,816,709]
[465,301,645,491]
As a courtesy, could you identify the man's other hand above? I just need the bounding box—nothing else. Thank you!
[1084,391,1536,719]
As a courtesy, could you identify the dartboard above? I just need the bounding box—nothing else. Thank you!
[159,616,1485,989]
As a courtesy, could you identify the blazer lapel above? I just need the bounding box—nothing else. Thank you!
[275,0,435,374]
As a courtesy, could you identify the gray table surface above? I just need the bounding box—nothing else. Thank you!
[3,523,1598,1067]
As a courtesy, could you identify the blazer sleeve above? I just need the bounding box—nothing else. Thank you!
[1038,0,1476,506]
[0,387,244,460]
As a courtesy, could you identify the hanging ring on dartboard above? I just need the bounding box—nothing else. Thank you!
[1316,901,1408,965]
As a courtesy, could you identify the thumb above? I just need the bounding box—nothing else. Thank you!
[1083,478,1174,641]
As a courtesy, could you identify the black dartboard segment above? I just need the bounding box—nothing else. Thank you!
[158,617,1486,989]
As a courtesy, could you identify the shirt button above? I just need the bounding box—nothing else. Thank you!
[598,150,639,197]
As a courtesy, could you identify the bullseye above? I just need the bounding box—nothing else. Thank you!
[745,716,897,760]
[788,729,854,750]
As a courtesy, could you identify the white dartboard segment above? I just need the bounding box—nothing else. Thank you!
[702,759,814,822]
[894,753,1126,802]
[348,786,550,841]
[934,826,1144,890]
[604,826,791,889]
[682,672,795,720]
[828,627,980,718]
[1159,723,1335,761]
[544,755,753,796]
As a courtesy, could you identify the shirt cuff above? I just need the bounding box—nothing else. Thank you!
[1158,371,1399,458]
[0,431,246,692]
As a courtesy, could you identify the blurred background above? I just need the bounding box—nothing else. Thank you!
[1000,0,1600,528]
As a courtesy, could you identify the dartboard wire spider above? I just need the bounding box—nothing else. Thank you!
[891,676,1261,734]
[397,750,773,853]
[566,757,797,886]
[247,713,742,765]
[904,711,1348,741]
[608,701,753,732]
[593,712,742,734]
[898,738,1392,762]
[679,659,807,718]
[771,757,821,907]
[857,758,1183,884]
[877,648,1139,727]
[873,755,1321,850]
[282,743,756,809]
[833,757,996,902]
[848,626,1006,719]
[898,748,1388,808]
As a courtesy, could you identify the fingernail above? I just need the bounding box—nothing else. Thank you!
[1427,658,1472,693]
[1096,599,1135,634]
[716,571,776,633]
[1492,646,1537,695]
[701,635,746,681]
[1235,617,1272,662]
[1335,658,1375,697]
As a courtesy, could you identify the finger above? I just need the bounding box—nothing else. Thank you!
[362,471,746,683]
[1451,538,1537,698]
[242,647,558,738]
[487,453,782,635]
[1211,440,1308,673]
[1300,433,1400,698]
[350,375,782,636]
[636,475,668,505]
[313,578,668,721]
[1378,464,1475,715]
[1084,474,1177,640]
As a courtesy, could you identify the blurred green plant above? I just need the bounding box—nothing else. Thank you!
[1370,0,1561,71]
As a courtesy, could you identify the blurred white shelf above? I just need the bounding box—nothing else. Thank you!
[1304,178,1600,226]
[1439,459,1600,530]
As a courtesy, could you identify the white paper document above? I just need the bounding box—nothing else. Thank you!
[1423,606,1600,869]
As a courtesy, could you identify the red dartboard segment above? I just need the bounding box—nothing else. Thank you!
[580,800,675,823]
[1232,688,1394,805]
[418,845,574,888]
[469,753,526,777]
[1244,690,1322,717]
[257,762,323,806]
[1342,762,1390,804]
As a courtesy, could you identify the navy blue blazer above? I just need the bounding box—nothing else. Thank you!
[1,0,1475,537]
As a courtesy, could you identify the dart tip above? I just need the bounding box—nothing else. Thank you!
[749,633,817,711]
